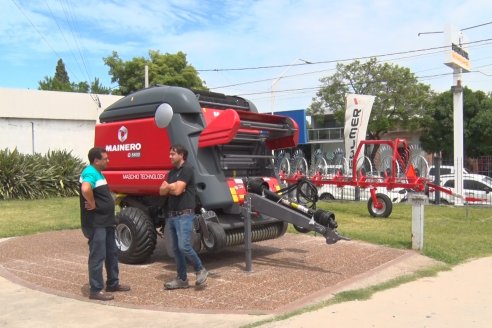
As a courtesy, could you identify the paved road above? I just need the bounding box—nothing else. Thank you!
[1,255,491,327]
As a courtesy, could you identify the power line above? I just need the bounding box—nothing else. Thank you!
[198,38,492,73]
[210,67,337,90]
[59,0,94,83]
[461,21,492,31]
[10,0,63,60]
[11,0,88,85]
[210,40,492,105]
[211,23,492,102]
[44,1,83,82]
[477,71,492,76]
[197,44,449,72]
[233,70,482,98]
[12,0,101,105]
[209,41,492,91]
[417,21,492,36]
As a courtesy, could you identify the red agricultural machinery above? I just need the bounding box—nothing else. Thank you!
[94,85,344,264]
[279,138,485,218]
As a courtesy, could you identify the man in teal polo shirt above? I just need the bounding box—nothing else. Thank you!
[80,147,130,301]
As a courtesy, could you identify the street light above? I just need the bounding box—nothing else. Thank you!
[419,25,470,206]
[270,58,312,113]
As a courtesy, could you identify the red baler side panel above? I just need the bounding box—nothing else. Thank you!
[200,108,298,149]
[95,117,172,171]
[266,116,299,149]
[199,109,241,147]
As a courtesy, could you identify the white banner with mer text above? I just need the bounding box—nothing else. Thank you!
[344,94,375,170]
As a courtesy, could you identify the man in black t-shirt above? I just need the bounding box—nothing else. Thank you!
[159,144,208,289]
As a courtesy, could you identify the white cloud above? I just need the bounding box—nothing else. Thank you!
[1,0,491,110]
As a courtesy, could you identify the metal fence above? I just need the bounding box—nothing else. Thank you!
[478,156,492,178]
[314,184,492,207]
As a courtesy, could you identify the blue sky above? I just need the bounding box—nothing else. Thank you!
[2,0,492,112]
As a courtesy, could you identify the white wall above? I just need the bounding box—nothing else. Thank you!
[1,118,96,160]
[0,88,122,161]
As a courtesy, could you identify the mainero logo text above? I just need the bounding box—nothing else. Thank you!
[105,143,142,152]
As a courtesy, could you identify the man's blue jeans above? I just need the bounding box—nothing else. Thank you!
[82,226,119,294]
[168,214,204,281]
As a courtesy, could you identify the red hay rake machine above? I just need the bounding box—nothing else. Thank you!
[277,138,484,218]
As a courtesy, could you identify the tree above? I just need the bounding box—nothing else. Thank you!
[39,59,72,92]
[465,91,492,157]
[308,58,434,159]
[103,50,207,95]
[55,58,70,85]
[38,59,111,94]
[89,78,112,95]
[420,87,492,159]
[71,81,89,93]
[468,104,492,157]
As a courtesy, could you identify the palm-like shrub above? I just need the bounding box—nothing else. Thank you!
[43,150,85,197]
[0,148,85,200]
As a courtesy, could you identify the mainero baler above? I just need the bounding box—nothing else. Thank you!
[95,85,343,264]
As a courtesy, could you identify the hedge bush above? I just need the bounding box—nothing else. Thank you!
[0,148,85,200]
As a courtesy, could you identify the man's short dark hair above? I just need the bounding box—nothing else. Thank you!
[88,147,106,164]
[170,144,188,160]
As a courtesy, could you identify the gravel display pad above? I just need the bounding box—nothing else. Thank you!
[0,230,408,314]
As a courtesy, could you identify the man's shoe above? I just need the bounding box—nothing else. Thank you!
[164,278,189,290]
[106,284,131,292]
[89,291,114,301]
[195,268,208,286]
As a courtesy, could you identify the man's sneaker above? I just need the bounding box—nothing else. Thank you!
[89,291,114,301]
[195,268,208,286]
[106,284,131,292]
[165,278,189,290]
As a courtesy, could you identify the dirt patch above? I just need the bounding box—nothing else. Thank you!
[0,230,428,314]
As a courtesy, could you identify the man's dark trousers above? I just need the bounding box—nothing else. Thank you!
[82,226,119,294]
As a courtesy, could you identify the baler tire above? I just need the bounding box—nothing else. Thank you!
[115,207,157,264]
[202,222,226,253]
[367,193,393,218]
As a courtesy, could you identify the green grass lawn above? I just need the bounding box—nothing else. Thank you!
[297,201,492,264]
[0,197,80,237]
[1,197,492,265]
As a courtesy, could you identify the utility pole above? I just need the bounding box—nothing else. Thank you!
[145,65,149,88]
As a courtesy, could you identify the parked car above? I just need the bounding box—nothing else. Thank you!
[427,165,469,181]
[317,184,408,203]
[429,173,492,205]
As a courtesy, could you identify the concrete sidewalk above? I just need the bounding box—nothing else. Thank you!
[1,256,491,327]
[261,256,492,328]
[0,274,261,328]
